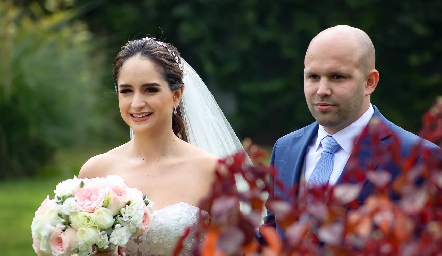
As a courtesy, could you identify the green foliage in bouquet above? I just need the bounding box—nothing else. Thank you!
[176,98,442,255]
[0,2,106,179]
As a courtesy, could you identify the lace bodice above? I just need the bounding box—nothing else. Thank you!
[125,202,199,256]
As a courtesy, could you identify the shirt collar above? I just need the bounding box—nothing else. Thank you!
[315,104,374,154]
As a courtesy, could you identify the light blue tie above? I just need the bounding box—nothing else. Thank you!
[308,135,340,186]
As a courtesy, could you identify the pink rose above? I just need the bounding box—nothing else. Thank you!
[32,238,47,256]
[132,206,153,236]
[64,227,79,250]
[35,196,51,216]
[49,227,78,255]
[75,186,107,213]
[142,206,152,230]
[106,184,129,215]
[49,228,68,255]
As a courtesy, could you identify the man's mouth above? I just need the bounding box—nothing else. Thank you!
[314,103,335,111]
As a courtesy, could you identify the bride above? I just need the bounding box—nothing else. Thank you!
[78,37,248,255]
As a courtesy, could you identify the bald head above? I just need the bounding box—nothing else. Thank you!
[303,25,380,134]
[306,25,375,71]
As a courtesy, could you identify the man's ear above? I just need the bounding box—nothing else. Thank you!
[365,69,379,96]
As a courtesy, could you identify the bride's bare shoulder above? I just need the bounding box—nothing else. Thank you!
[78,143,129,178]
[180,142,220,171]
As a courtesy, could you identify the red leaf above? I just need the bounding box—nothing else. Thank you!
[260,225,282,254]
[333,183,363,204]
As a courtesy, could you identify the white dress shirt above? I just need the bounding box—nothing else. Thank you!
[303,104,375,185]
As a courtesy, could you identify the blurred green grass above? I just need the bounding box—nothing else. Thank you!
[0,177,65,256]
[0,145,109,256]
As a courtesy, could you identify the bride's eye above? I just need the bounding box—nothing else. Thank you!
[145,87,159,93]
[120,89,132,94]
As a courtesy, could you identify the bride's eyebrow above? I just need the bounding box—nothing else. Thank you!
[141,83,161,87]
[118,83,161,88]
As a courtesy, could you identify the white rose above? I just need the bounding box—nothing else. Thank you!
[36,199,61,222]
[70,212,96,229]
[32,209,64,240]
[76,242,93,256]
[90,176,124,190]
[127,188,144,204]
[95,231,110,250]
[32,215,50,239]
[32,237,50,256]
[146,199,154,209]
[119,202,144,232]
[62,197,79,214]
[109,225,132,247]
[69,212,80,230]
[38,236,52,254]
[105,175,126,187]
[77,227,99,245]
[93,207,115,229]
[54,176,82,197]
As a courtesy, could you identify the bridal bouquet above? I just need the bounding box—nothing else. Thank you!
[31,175,153,256]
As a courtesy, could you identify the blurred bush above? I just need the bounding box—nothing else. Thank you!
[0,2,110,179]
[72,0,442,145]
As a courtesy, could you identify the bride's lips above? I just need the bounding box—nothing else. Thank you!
[130,112,152,122]
[314,103,335,111]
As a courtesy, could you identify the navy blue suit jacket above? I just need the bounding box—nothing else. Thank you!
[263,106,440,237]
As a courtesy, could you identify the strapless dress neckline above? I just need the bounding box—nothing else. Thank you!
[152,202,199,212]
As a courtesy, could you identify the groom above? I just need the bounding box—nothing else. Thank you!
[260,25,440,240]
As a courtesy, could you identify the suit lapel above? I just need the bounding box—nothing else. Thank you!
[283,123,318,188]
[337,106,392,186]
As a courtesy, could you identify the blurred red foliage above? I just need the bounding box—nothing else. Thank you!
[419,96,442,147]
[174,98,442,256]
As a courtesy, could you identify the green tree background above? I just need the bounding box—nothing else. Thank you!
[2,0,441,179]
[0,0,124,179]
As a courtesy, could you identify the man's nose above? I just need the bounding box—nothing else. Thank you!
[316,79,332,96]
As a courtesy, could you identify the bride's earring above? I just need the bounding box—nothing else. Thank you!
[173,96,178,115]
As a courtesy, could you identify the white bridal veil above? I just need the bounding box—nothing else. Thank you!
[180,59,245,159]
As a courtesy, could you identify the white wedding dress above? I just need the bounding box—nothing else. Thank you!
[125,202,199,256]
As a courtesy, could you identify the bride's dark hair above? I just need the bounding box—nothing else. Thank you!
[112,38,187,141]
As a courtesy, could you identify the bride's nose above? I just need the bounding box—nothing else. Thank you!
[131,93,146,109]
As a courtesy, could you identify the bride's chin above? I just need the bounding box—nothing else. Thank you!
[129,126,154,135]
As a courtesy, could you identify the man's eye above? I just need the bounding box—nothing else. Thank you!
[332,75,344,79]
[308,75,319,79]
